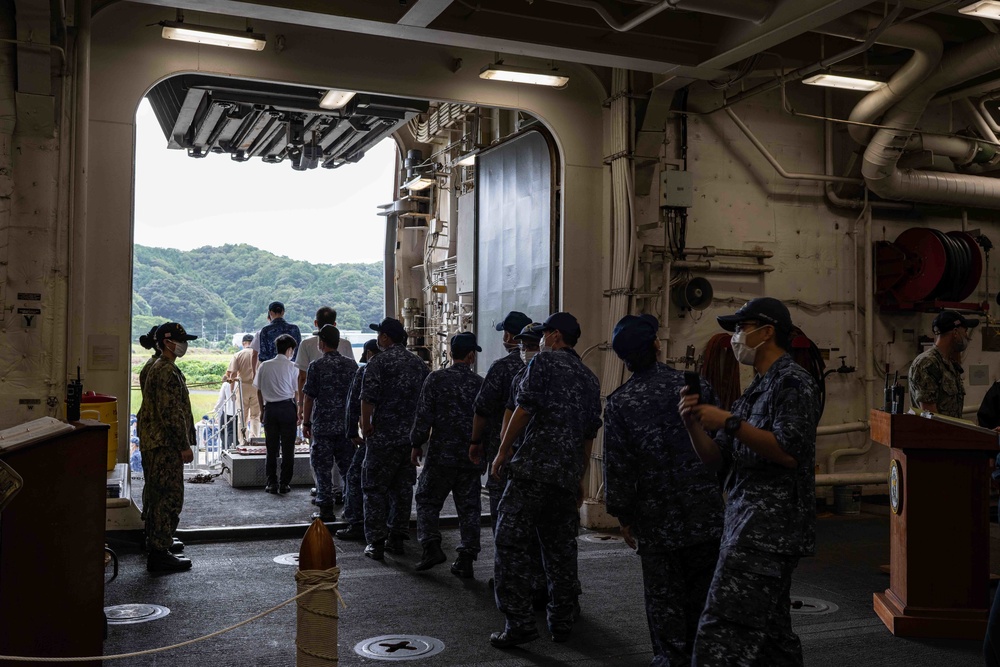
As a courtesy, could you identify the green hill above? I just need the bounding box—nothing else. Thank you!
[132,244,384,345]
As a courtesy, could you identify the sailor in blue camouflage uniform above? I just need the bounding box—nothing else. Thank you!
[254,301,302,365]
[604,314,723,667]
[301,325,357,522]
[679,298,820,667]
[501,323,550,607]
[336,339,381,541]
[470,310,532,528]
[489,311,603,648]
[361,317,429,560]
[411,332,485,577]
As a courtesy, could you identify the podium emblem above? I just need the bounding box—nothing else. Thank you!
[889,459,903,515]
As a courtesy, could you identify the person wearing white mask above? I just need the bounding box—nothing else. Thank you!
[910,310,979,419]
[254,334,300,494]
[678,297,821,666]
[143,322,198,573]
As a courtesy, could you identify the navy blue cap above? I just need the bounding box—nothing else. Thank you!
[513,322,544,342]
[542,311,581,338]
[267,301,285,313]
[932,310,980,334]
[612,315,658,358]
[717,297,792,332]
[451,332,482,357]
[369,317,407,342]
[363,338,380,354]
[495,311,532,335]
[315,324,341,347]
[156,322,198,343]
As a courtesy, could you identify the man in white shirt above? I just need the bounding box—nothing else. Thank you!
[254,334,299,494]
[213,376,238,450]
[296,307,358,502]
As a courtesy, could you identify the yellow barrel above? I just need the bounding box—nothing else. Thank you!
[79,392,119,471]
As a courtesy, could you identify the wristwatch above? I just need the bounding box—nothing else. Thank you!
[723,415,743,437]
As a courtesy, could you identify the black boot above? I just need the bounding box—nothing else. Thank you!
[168,538,185,554]
[147,550,192,573]
[385,533,405,555]
[450,552,475,579]
[335,524,365,541]
[311,504,336,522]
[364,540,385,561]
[415,541,447,571]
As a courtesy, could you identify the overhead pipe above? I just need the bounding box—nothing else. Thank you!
[959,98,1000,145]
[545,0,772,31]
[671,259,773,273]
[979,98,1000,133]
[725,107,863,184]
[813,13,943,146]
[816,473,886,487]
[643,244,772,259]
[863,33,1000,208]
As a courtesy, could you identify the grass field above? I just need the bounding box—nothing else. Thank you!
[129,343,232,423]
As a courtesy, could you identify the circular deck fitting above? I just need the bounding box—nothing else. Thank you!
[273,553,301,565]
[105,604,171,625]
[789,596,839,616]
[579,532,623,544]
[354,635,445,661]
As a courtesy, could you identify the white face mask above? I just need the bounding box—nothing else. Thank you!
[520,348,537,364]
[730,329,764,366]
[954,330,970,352]
[171,340,188,358]
[539,332,552,354]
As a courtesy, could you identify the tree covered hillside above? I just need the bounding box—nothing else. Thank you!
[132,244,383,343]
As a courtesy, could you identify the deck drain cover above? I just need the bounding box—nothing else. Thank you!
[579,533,623,543]
[354,635,444,661]
[790,596,839,615]
[105,604,170,624]
[274,553,300,565]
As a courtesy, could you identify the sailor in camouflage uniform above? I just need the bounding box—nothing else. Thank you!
[909,310,979,418]
[411,332,485,577]
[679,298,821,666]
[361,317,429,560]
[604,315,723,667]
[142,322,198,573]
[470,311,532,527]
[336,339,381,540]
[301,325,358,522]
[489,311,603,648]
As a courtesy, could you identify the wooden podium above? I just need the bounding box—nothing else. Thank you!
[870,409,999,639]
[0,421,108,666]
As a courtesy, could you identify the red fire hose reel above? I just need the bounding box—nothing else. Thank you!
[875,228,987,313]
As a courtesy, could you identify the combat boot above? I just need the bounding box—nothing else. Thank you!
[364,540,385,561]
[335,524,365,541]
[385,532,405,554]
[147,550,193,573]
[168,538,185,554]
[414,541,447,571]
[311,504,336,522]
[450,552,474,578]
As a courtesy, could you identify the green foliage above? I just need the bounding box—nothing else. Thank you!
[175,359,228,388]
[131,244,384,343]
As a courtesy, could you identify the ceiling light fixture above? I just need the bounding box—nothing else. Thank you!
[160,20,267,51]
[403,175,436,191]
[319,90,357,110]
[479,63,569,88]
[959,1,1000,20]
[802,73,885,92]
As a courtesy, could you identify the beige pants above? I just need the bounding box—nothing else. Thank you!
[239,381,261,441]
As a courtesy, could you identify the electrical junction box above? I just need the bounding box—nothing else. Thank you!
[661,169,693,208]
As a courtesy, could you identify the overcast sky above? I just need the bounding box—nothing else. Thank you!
[133,97,393,265]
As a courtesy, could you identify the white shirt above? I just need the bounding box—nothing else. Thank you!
[214,381,237,416]
[295,335,357,372]
[253,354,298,404]
[249,329,262,354]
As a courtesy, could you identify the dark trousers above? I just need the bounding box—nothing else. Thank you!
[362,445,415,544]
[263,399,297,485]
[415,465,481,555]
[494,478,580,633]
[342,442,366,527]
[985,583,1000,666]
[692,546,801,667]
[143,447,184,552]
[219,414,236,450]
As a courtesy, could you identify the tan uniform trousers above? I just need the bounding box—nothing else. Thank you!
[239,380,261,441]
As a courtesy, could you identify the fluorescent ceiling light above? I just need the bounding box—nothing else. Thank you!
[319,90,356,110]
[161,21,266,51]
[479,63,569,88]
[802,74,885,92]
[455,151,477,167]
[404,175,436,191]
[960,1,1000,19]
